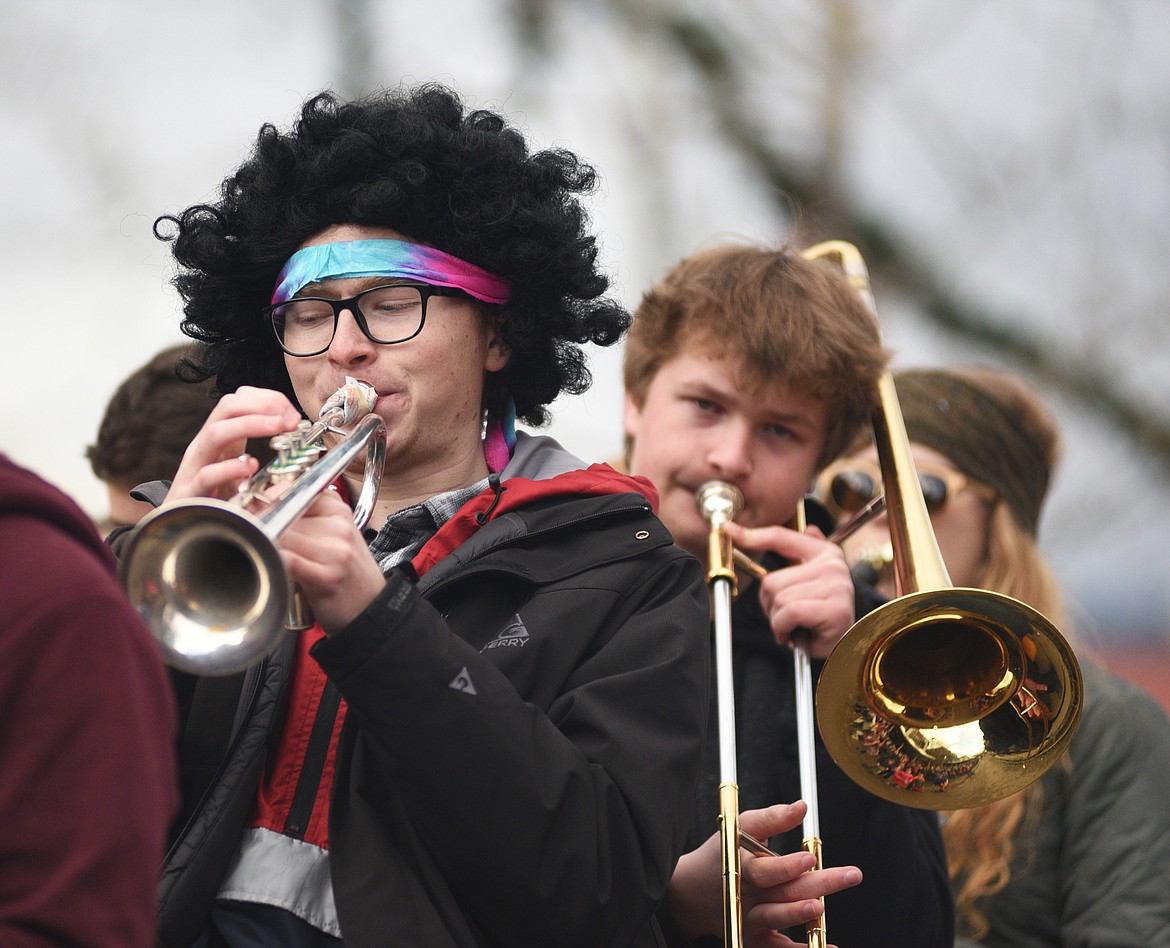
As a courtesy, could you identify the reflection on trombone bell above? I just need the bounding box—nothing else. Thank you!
[120,378,386,676]
[801,240,1082,811]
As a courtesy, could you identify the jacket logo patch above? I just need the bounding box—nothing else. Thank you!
[482,615,530,651]
[449,667,477,695]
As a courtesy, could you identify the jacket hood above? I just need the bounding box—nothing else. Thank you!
[0,453,115,569]
[412,434,660,577]
[501,432,658,503]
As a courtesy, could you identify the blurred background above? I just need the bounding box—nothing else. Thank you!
[3,0,1168,707]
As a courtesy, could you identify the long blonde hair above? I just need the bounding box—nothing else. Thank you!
[944,501,1069,939]
[904,366,1070,940]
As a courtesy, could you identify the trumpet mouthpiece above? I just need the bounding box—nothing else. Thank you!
[321,376,378,425]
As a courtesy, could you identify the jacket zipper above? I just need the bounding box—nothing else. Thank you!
[282,679,343,839]
[164,500,652,861]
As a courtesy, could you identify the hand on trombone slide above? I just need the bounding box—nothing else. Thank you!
[668,801,862,947]
[725,522,857,660]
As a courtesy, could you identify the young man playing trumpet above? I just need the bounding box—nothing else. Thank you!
[122,84,710,947]
[621,241,954,945]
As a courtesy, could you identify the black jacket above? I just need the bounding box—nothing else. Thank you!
[152,437,711,947]
[665,573,955,946]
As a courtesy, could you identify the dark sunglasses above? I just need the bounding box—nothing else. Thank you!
[814,457,995,521]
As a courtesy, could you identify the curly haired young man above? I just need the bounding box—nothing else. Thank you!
[131,84,709,948]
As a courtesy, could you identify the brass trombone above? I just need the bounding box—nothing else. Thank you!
[696,480,749,948]
[697,482,870,948]
[697,240,1081,945]
[805,240,1082,809]
[790,500,825,948]
[708,493,877,948]
[120,379,387,676]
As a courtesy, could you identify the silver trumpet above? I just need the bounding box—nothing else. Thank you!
[120,380,386,676]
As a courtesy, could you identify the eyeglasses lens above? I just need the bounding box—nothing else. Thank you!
[357,286,427,343]
[273,285,426,355]
[827,467,954,516]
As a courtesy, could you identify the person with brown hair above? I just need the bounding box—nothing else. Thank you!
[87,343,215,531]
[829,364,1170,947]
[622,240,954,946]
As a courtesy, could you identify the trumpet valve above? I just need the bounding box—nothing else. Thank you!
[268,421,326,477]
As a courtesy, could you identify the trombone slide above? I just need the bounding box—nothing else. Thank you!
[792,499,826,948]
[697,481,746,948]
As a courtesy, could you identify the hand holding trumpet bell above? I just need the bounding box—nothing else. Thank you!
[162,384,387,632]
[272,478,386,633]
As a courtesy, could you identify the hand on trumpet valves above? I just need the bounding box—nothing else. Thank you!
[164,386,304,505]
[157,381,389,635]
[725,522,856,659]
[277,484,388,634]
[668,800,861,946]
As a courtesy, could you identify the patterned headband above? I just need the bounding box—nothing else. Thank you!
[272,239,511,305]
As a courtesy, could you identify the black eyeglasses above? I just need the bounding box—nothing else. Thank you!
[814,457,995,520]
[264,283,473,357]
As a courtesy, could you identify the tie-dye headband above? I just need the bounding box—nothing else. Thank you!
[272,239,511,305]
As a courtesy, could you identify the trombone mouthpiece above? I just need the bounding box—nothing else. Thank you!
[321,376,378,425]
[696,480,745,526]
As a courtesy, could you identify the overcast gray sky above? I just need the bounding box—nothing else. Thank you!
[3,0,1168,645]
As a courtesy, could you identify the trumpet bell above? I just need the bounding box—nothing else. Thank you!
[817,587,1082,809]
[120,498,290,676]
[120,405,386,677]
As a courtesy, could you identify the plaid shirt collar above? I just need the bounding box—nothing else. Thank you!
[367,477,490,572]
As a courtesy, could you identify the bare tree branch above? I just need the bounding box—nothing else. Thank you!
[606,0,1170,475]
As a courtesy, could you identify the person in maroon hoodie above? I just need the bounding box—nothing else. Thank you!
[125,83,711,948]
[0,453,177,947]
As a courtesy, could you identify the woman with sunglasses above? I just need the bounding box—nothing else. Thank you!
[826,365,1170,948]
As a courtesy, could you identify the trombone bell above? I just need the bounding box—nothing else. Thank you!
[802,240,1082,810]
[817,587,1081,809]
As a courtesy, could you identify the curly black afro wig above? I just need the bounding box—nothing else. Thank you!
[156,82,629,426]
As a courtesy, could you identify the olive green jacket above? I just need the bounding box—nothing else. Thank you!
[957,659,1170,948]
